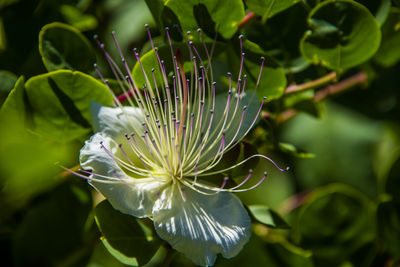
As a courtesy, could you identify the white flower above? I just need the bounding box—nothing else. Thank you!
[72,27,287,266]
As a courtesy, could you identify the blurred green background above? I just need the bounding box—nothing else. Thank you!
[1,0,400,266]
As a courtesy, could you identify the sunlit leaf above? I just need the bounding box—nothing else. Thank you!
[246,0,301,21]
[25,70,113,142]
[0,77,71,208]
[248,205,290,228]
[146,0,245,40]
[242,40,287,101]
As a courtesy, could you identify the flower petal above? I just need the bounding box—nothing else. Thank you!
[152,184,251,266]
[80,132,164,218]
[90,102,145,139]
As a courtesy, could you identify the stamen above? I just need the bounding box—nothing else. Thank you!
[230,169,253,190]
[119,143,136,166]
[233,172,268,192]
[256,56,265,88]
[218,177,229,192]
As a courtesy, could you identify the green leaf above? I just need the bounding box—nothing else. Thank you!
[87,242,129,267]
[295,184,375,266]
[39,22,96,73]
[242,40,287,101]
[105,0,155,56]
[300,0,381,70]
[60,5,98,32]
[246,0,301,21]
[373,125,400,194]
[278,142,315,158]
[0,77,72,208]
[0,76,25,125]
[243,3,310,74]
[375,0,392,26]
[0,70,17,94]
[374,7,400,67]
[248,205,290,228]
[12,182,92,266]
[377,200,400,256]
[94,200,161,266]
[147,0,245,40]
[25,70,113,142]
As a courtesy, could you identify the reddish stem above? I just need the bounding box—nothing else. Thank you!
[263,72,368,123]
[238,12,256,28]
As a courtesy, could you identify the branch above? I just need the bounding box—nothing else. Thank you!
[313,72,367,101]
[285,72,337,95]
[263,71,368,123]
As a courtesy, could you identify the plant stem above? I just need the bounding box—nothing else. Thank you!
[313,72,367,101]
[285,71,337,95]
[263,71,368,123]
[238,12,256,28]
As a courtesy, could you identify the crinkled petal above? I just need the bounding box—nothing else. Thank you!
[80,132,164,218]
[90,102,145,139]
[152,184,251,266]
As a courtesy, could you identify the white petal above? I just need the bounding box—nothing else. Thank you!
[152,184,251,266]
[90,102,145,139]
[80,133,164,218]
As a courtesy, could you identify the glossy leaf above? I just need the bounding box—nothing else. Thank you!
[243,3,310,74]
[39,22,96,73]
[0,77,71,207]
[105,0,155,55]
[242,40,287,101]
[248,205,290,228]
[300,0,381,70]
[146,0,245,40]
[95,200,161,266]
[25,70,113,142]
[246,0,301,21]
